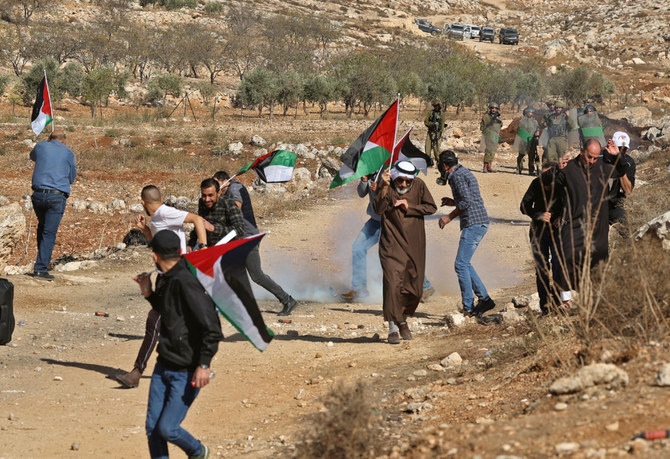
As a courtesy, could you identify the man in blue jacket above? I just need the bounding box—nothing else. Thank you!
[29,129,77,280]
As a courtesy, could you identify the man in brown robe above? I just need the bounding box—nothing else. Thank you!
[374,161,437,344]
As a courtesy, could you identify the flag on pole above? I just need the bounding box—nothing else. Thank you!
[390,127,433,174]
[236,150,297,183]
[330,99,398,189]
[31,75,53,137]
[183,233,274,352]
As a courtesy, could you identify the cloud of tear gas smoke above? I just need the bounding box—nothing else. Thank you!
[250,193,522,306]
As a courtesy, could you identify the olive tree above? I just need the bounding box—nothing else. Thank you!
[235,66,279,117]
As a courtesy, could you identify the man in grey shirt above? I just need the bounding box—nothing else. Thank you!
[213,171,298,316]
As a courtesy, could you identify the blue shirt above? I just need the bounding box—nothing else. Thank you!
[30,140,77,195]
[447,164,489,230]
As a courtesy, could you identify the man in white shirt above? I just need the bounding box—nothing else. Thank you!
[116,185,208,389]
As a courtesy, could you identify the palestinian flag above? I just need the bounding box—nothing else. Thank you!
[330,99,398,188]
[237,150,297,183]
[183,233,274,352]
[31,76,53,137]
[390,127,433,174]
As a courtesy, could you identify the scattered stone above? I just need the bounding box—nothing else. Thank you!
[631,57,646,65]
[656,363,670,386]
[605,421,619,432]
[294,389,306,400]
[0,203,27,268]
[549,363,629,395]
[71,443,80,451]
[634,211,670,251]
[441,352,462,368]
[228,142,244,154]
[445,312,466,328]
[428,364,446,372]
[8,413,15,421]
[405,402,433,413]
[629,438,648,454]
[109,199,126,210]
[315,353,322,359]
[250,135,266,146]
[54,376,63,381]
[512,296,530,308]
[405,388,427,400]
[553,402,568,411]
[129,203,144,213]
[501,310,522,323]
[347,361,357,368]
[607,106,652,127]
[555,442,580,455]
[286,330,299,337]
[413,369,428,377]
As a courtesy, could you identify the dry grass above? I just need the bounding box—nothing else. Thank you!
[294,380,383,459]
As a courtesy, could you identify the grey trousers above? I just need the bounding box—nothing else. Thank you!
[246,245,291,305]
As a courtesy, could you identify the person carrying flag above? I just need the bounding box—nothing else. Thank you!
[134,230,222,459]
[29,129,76,280]
[374,161,436,344]
[213,171,299,316]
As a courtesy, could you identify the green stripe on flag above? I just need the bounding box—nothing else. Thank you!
[330,146,390,189]
[581,126,604,137]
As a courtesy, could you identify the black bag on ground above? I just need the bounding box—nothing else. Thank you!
[0,278,15,345]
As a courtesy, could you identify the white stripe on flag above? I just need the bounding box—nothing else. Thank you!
[263,165,293,182]
[196,259,269,351]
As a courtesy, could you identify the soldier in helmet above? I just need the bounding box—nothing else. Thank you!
[480,102,502,172]
[424,101,445,163]
[577,104,605,147]
[514,107,540,175]
[541,100,576,164]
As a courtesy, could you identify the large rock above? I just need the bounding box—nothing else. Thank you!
[0,203,27,268]
[656,363,670,387]
[633,210,670,250]
[250,135,266,147]
[607,106,653,127]
[549,363,628,395]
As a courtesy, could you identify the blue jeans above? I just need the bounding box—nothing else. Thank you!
[146,360,203,458]
[352,218,432,291]
[454,224,489,312]
[32,192,67,273]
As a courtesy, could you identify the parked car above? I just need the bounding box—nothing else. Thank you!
[462,25,472,39]
[479,26,495,42]
[469,25,481,39]
[414,18,442,35]
[447,23,465,40]
[499,27,519,45]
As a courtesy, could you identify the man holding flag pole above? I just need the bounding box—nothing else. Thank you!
[28,72,76,279]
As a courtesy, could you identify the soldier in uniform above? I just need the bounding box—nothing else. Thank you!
[577,104,605,147]
[514,107,540,175]
[424,101,445,163]
[541,100,576,165]
[480,102,502,172]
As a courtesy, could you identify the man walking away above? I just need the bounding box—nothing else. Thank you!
[135,230,222,459]
[437,151,495,317]
[29,129,77,280]
[213,171,299,316]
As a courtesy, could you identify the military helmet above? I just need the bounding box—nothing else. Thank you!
[584,104,596,112]
[546,100,555,108]
[432,100,441,108]
[523,107,534,116]
[489,102,499,109]
[554,100,565,109]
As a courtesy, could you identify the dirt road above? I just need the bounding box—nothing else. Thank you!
[3,155,668,458]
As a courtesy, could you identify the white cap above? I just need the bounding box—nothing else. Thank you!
[612,131,630,148]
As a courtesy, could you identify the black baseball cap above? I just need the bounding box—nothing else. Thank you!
[149,230,181,257]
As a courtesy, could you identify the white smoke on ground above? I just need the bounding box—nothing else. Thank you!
[249,186,523,305]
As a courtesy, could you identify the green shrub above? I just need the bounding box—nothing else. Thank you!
[204,2,223,13]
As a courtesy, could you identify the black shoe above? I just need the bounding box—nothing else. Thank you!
[474,297,496,316]
[278,297,298,316]
[30,271,55,280]
[461,308,476,318]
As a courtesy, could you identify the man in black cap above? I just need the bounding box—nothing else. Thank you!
[136,230,222,459]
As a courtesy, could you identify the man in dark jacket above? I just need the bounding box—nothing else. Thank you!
[134,230,222,459]
[520,162,563,314]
